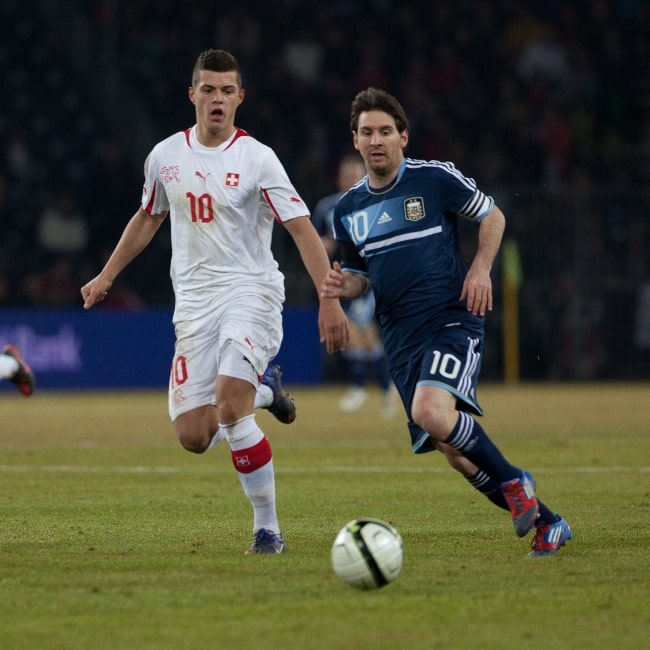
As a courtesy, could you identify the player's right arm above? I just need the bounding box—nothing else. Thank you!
[81,207,168,309]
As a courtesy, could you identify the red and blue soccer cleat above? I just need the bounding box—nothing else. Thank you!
[501,471,539,537]
[529,516,572,556]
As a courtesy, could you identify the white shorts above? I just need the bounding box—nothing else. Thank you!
[168,289,283,421]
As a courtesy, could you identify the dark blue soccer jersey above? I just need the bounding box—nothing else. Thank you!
[333,158,494,368]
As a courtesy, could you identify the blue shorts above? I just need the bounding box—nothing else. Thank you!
[390,328,484,454]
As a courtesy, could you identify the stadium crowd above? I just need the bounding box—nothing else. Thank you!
[1,0,648,377]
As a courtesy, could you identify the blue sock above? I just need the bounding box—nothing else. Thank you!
[443,412,519,483]
[468,470,509,510]
[368,344,390,391]
[345,350,366,387]
[469,470,559,524]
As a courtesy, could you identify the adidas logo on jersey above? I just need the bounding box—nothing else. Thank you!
[377,211,392,224]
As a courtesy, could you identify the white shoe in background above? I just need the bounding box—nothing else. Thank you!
[339,386,368,412]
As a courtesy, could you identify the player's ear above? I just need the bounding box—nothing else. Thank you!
[188,86,196,105]
[401,129,409,149]
[352,132,360,150]
[238,88,245,106]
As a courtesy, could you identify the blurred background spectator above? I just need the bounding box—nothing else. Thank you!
[1,0,648,380]
[37,191,89,260]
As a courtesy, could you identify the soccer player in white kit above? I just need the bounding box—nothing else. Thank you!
[81,50,348,554]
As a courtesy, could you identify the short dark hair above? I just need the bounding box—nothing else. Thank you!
[192,49,242,87]
[350,87,410,134]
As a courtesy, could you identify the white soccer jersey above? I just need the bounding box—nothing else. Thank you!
[141,125,309,322]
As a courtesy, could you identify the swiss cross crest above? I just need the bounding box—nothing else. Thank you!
[225,172,240,187]
[235,455,251,467]
[160,165,181,184]
[171,387,186,407]
[404,197,425,221]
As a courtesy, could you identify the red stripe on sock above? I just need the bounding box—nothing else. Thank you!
[231,437,272,474]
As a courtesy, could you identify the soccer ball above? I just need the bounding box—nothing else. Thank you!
[331,518,403,590]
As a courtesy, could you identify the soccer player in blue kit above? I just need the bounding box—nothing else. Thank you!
[321,87,571,556]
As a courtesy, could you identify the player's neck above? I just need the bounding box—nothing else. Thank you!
[367,170,400,194]
[367,160,403,191]
[195,124,236,148]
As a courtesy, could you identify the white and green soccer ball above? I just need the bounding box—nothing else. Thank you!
[331,518,404,590]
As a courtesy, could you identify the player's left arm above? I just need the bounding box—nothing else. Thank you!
[283,216,349,353]
[461,205,506,316]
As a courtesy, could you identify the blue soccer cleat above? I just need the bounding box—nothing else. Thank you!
[245,528,285,555]
[501,471,539,537]
[261,364,296,424]
[528,516,572,556]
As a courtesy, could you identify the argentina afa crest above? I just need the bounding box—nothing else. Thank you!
[404,197,425,221]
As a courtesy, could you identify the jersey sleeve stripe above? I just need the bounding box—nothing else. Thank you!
[144,181,157,214]
[261,188,283,222]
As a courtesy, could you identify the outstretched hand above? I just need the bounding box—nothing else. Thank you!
[80,276,112,310]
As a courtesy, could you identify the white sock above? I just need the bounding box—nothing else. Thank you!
[206,427,224,451]
[0,354,19,379]
[254,383,273,409]
[221,415,279,533]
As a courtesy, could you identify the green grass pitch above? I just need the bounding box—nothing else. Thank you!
[1,383,648,649]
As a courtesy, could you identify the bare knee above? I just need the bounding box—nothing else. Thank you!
[174,408,218,454]
[411,387,459,441]
[176,425,211,453]
[216,397,244,426]
[177,430,209,453]
[411,404,457,441]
